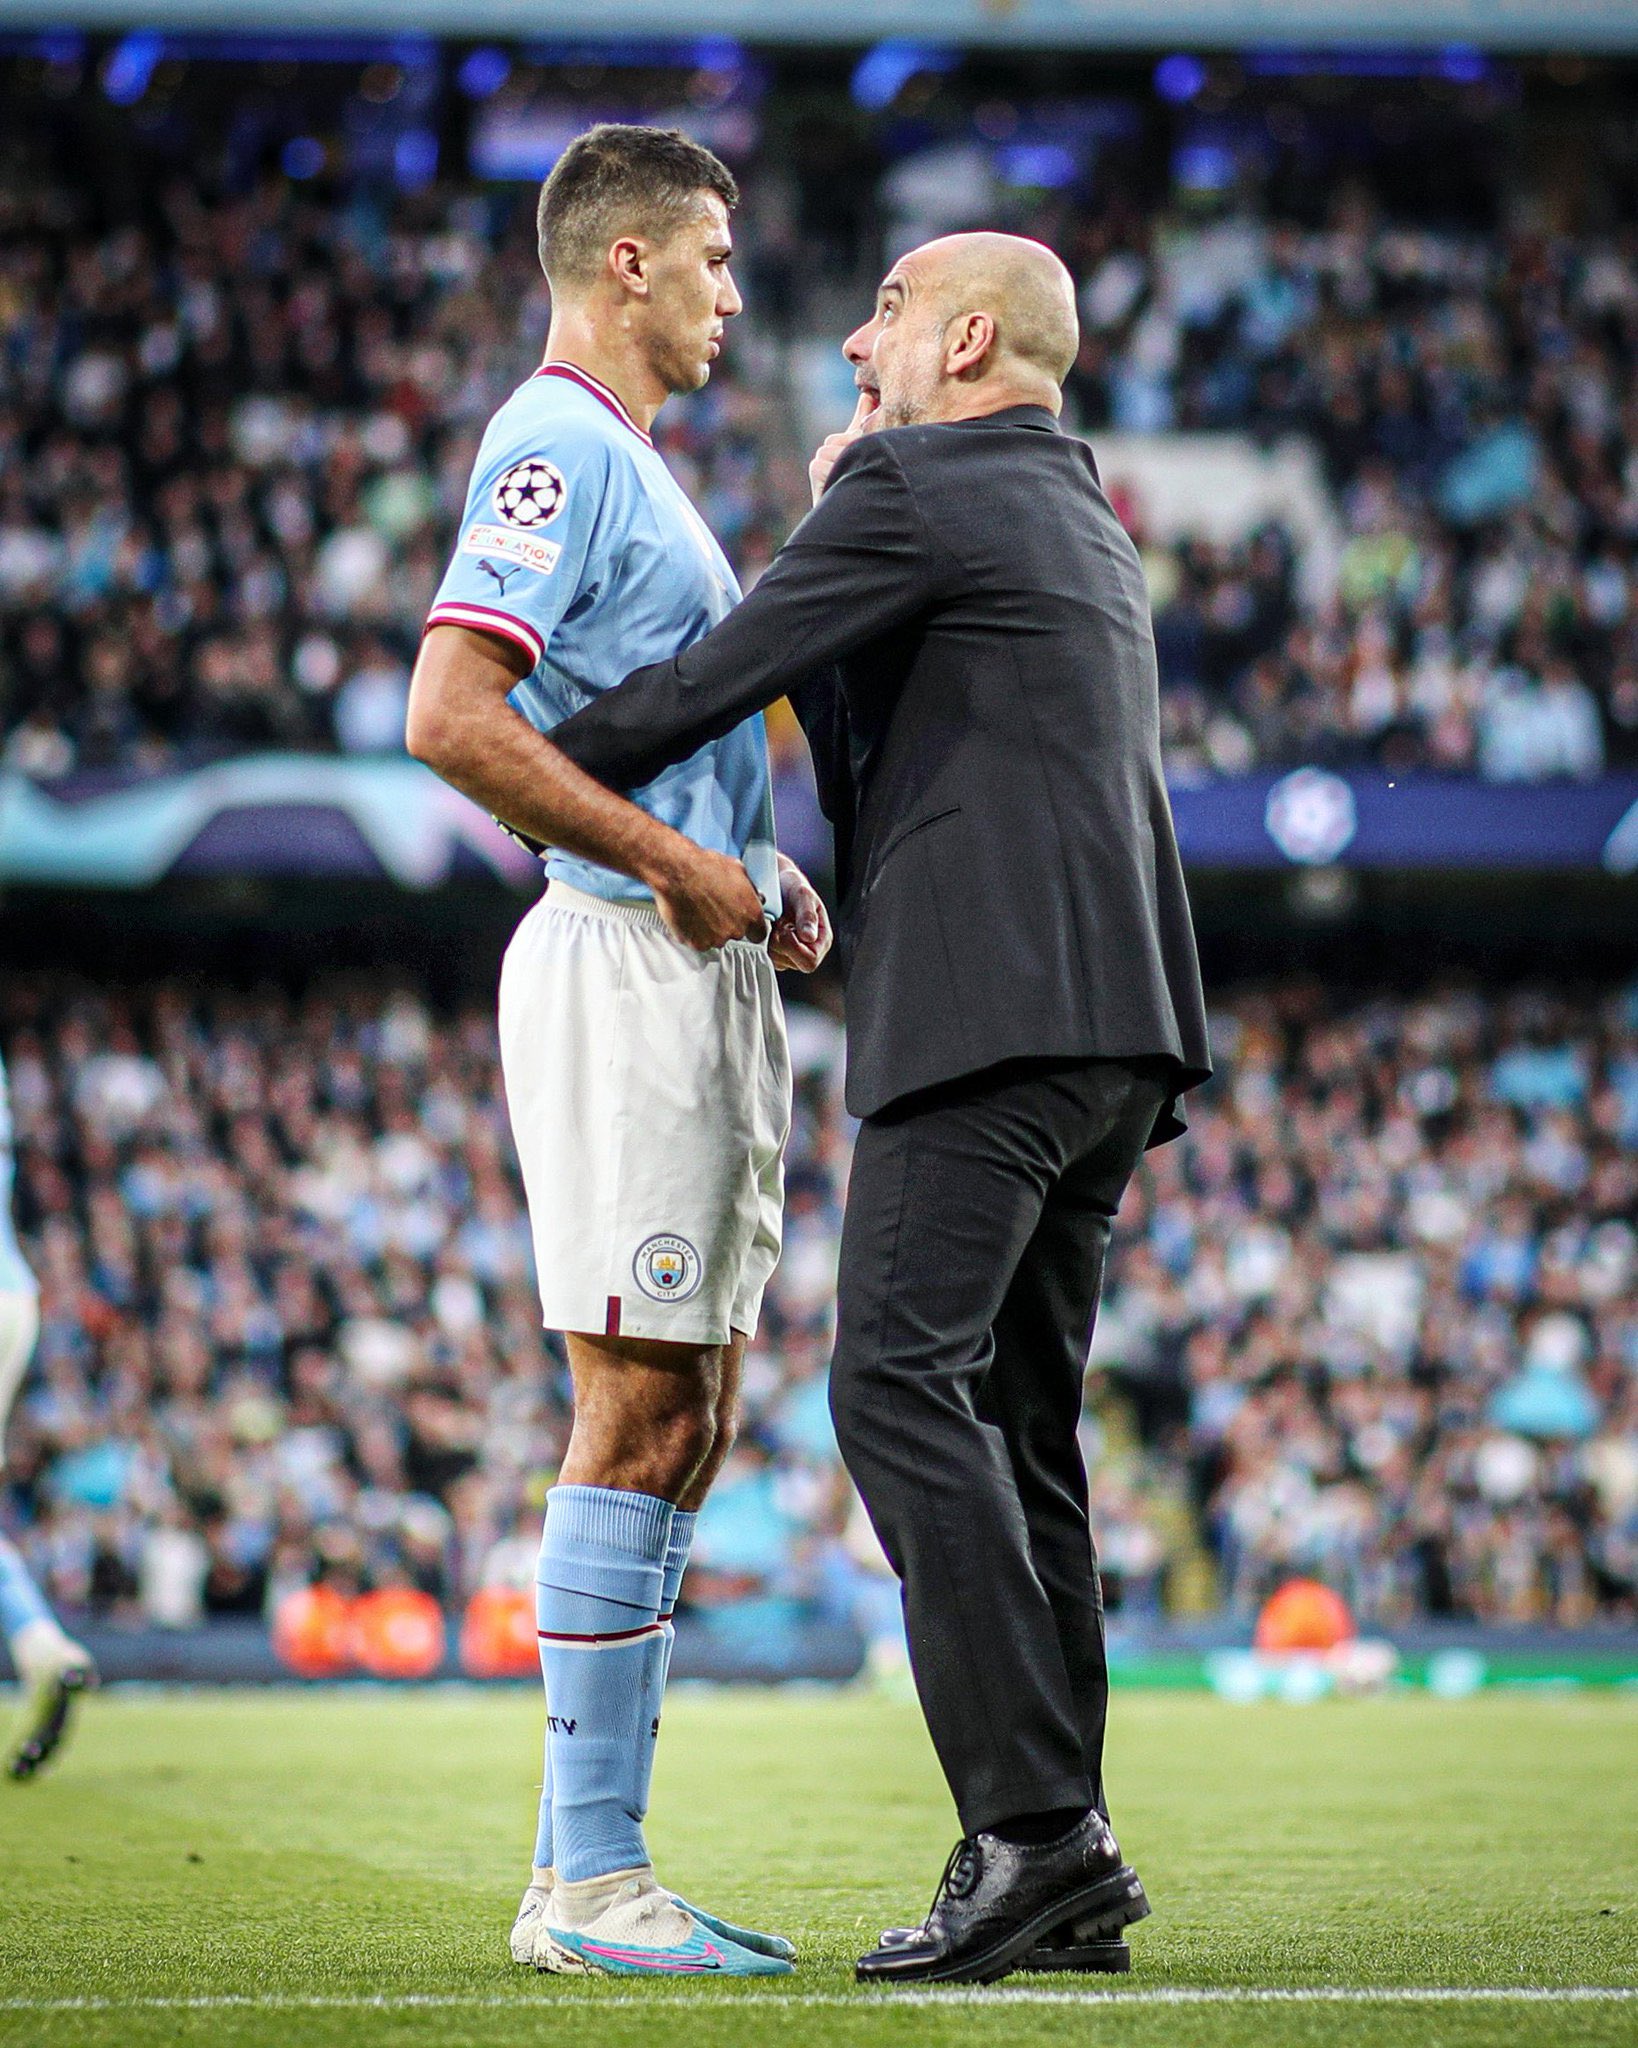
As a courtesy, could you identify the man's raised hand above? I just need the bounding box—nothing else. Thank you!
[770,856,833,973]
[808,389,881,504]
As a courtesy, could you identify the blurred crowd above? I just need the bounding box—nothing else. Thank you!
[1083,203,1638,779]
[2,76,1637,788]
[1093,980,1638,1627]
[2,971,1633,1640]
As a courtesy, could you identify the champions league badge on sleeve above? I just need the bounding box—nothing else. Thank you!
[492,457,567,530]
[633,1234,703,1305]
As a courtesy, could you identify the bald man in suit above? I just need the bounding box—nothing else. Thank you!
[547,232,1211,1984]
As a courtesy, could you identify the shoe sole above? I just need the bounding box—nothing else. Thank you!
[532,1924,789,1978]
[1025,1888,1152,1967]
[6,1668,92,1783]
[531,1930,593,1976]
[856,1864,1150,1986]
[1019,1938,1132,1974]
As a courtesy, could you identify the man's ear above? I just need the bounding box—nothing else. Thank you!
[608,236,650,297]
[945,311,997,380]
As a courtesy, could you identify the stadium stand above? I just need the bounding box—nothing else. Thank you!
[1,47,1636,1669]
[1,64,1635,784]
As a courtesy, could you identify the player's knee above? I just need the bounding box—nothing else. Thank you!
[648,1392,718,1494]
[706,1401,738,1475]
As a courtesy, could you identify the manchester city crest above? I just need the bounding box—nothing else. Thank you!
[633,1233,703,1305]
[491,457,567,531]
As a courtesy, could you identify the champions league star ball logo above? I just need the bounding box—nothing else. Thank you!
[633,1234,703,1305]
[491,458,567,531]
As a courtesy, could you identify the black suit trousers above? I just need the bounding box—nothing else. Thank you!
[829,1055,1169,1836]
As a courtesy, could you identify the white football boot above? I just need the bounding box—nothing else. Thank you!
[6,1620,96,1782]
[511,1866,793,1974]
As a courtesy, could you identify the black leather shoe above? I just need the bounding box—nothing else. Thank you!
[856,1811,1149,1985]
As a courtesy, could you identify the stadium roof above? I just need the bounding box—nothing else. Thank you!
[3,0,1638,53]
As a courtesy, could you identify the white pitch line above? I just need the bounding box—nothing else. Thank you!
[0,1988,1633,2013]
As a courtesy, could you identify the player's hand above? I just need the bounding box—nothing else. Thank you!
[650,840,768,951]
[809,389,880,504]
[769,859,833,973]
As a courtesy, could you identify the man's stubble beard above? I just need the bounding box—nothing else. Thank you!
[647,325,713,399]
[876,348,943,429]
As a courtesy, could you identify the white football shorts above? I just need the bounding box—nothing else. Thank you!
[498,881,791,1347]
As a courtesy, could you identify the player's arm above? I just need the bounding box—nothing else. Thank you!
[546,435,944,794]
[405,625,765,951]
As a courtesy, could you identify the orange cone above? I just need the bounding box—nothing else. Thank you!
[271,1584,356,1678]
[350,1587,447,1679]
[459,1586,540,1679]
[1254,1578,1356,1653]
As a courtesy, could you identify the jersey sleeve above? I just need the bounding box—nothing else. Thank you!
[425,413,612,670]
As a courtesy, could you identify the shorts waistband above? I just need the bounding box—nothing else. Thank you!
[545,879,670,931]
[545,879,771,951]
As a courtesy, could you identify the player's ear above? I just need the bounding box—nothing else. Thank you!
[608,236,650,298]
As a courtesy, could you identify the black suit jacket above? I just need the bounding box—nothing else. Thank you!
[551,404,1211,1140]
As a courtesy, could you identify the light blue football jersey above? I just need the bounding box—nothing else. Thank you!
[428,361,780,917]
[0,1053,38,1299]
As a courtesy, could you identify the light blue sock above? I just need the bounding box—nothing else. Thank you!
[0,1532,53,1651]
[532,1505,555,1872]
[634,1509,696,1827]
[531,1507,697,1876]
[537,1484,673,1884]
[536,1510,698,1875]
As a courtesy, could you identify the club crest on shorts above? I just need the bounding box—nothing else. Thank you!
[633,1233,702,1305]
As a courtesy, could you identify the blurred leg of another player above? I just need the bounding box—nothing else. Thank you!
[0,1286,96,1782]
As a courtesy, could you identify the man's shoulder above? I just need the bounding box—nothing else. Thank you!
[834,415,1089,493]
[829,419,984,473]
[479,373,630,479]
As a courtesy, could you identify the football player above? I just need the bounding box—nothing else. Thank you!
[407,125,828,1976]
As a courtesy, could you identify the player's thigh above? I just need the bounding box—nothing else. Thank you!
[0,1288,40,1427]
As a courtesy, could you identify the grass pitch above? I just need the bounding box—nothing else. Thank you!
[0,1686,1633,2048]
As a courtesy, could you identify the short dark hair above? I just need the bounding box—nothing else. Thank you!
[537,124,738,289]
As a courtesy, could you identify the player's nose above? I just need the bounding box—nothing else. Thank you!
[842,319,874,366]
[719,270,743,318]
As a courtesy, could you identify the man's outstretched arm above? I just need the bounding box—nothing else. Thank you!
[548,434,943,794]
[405,623,768,951]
